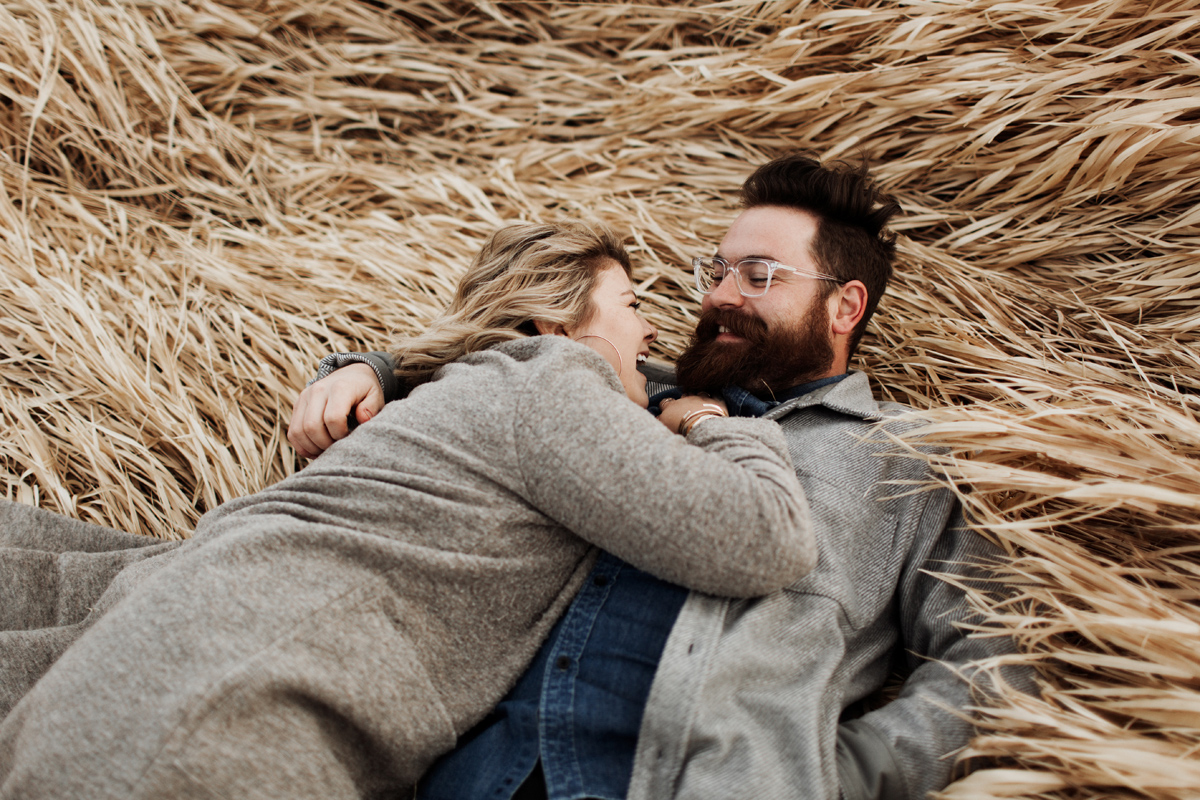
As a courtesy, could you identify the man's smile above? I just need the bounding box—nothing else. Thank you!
[715,325,744,343]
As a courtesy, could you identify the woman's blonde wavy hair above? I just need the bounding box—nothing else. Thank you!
[390,222,631,389]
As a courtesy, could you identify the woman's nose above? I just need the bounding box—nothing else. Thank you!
[644,319,658,343]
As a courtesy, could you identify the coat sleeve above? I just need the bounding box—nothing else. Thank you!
[511,352,817,598]
[837,496,1031,800]
[309,351,403,402]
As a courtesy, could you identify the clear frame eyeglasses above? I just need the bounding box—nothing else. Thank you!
[692,257,844,298]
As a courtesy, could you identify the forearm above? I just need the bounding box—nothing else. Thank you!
[629,415,817,596]
[839,504,1031,800]
[836,720,907,800]
[517,360,816,597]
[837,663,976,800]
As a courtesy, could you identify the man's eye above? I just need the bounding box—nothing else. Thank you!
[743,263,771,285]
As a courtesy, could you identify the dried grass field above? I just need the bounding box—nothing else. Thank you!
[1,0,1198,796]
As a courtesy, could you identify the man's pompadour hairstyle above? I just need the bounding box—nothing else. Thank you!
[740,153,900,358]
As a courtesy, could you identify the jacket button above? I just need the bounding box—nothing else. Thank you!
[593,575,609,587]
[556,656,571,671]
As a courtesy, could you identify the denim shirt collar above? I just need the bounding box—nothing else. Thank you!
[761,370,884,422]
[722,374,849,418]
[648,370,882,422]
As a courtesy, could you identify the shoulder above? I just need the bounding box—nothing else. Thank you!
[781,373,932,435]
[874,400,934,438]
[775,378,946,483]
[443,336,624,399]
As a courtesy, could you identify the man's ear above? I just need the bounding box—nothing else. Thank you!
[533,319,569,337]
[829,280,868,337]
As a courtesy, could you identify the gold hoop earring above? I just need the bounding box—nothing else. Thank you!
[573,334,624,375]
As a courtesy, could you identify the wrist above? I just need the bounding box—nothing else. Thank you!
[677,406,727,436]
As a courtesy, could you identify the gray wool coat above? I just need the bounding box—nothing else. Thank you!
[0,336,815,800]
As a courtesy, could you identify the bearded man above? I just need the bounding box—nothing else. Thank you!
[289,153,1022,800]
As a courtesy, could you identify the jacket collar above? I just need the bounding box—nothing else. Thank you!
[762,370,882,423]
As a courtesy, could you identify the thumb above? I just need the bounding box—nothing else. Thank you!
[356,387,385,424]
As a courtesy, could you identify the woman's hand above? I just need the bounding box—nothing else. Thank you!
[287,363,385,459]
[656,394,729,436]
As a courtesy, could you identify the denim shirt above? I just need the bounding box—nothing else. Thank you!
[417,375,847,800]
[416,553,688,799]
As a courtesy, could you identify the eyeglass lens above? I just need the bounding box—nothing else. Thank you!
[699,259,772,296]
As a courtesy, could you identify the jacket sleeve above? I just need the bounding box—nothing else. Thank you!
[512,352,817,598]
[837,497,1031,800]
[309,351,403,402]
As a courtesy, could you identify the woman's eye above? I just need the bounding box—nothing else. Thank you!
[631,301,641,310]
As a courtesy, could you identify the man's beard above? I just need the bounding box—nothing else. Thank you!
[674,300,835,399]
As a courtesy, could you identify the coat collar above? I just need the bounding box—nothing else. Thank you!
[762,370,883,422]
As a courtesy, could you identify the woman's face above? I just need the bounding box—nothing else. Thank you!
[569,262,657,407]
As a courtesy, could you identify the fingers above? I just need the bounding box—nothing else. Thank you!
[354,382,385,425]
[287,386,335,459]
[320,389,354,440]
[287,392,319,459]
[286,364,382,460]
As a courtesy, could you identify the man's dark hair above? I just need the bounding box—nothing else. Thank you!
[740,153,899,358]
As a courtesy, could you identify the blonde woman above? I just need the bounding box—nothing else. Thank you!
[0,223,815,800]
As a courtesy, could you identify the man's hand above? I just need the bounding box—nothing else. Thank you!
[287,363,384,459]
[657,395,729,435]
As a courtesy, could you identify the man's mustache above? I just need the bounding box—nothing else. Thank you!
[694,308,769,343]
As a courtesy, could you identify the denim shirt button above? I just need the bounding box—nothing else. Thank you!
[556,655,571,671]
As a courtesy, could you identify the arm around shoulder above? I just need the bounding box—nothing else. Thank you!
[514,352,816,598]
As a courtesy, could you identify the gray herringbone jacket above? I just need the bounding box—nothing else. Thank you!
[628,368,1011,800]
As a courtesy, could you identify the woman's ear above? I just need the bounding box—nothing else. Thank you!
[533,319,569,337]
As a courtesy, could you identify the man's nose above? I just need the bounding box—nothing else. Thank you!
[706,275,745,308]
